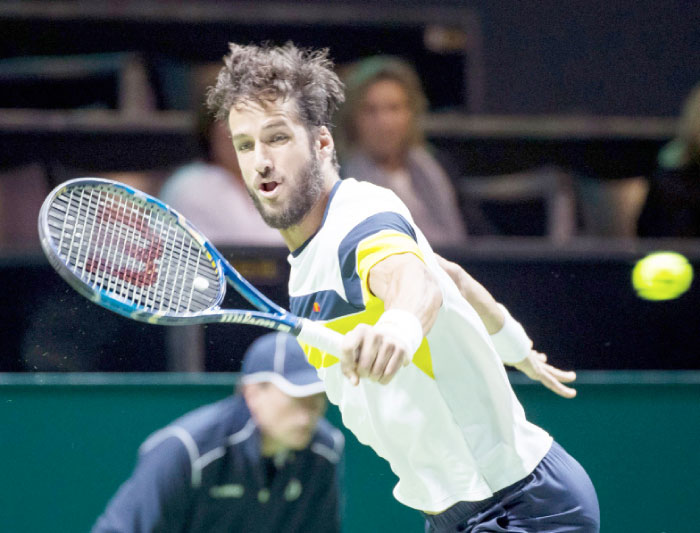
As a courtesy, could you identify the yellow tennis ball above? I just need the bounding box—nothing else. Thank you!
[632,252,694,301]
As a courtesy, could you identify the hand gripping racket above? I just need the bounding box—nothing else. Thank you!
[38,177,343,356]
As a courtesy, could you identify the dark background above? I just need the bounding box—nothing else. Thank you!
[3,245,699,372]
[2,0,698,116]
[1,0,699,372]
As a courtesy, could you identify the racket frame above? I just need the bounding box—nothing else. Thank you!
[38,178,300,333]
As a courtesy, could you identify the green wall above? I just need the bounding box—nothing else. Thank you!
[1,372,698,532]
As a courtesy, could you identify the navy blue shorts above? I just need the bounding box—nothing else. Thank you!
[423,441,600,532]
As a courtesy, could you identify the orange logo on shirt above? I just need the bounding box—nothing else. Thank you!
[313,302,321,313]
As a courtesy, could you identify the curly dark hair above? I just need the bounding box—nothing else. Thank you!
[207,42,345,134]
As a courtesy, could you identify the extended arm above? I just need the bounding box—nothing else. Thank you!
[436,254,577,399]
[340,252,442,385]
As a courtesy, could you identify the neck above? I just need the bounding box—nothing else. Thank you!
[261,434,285,457]
[280,172,339,251]
[378,155,406,173]
[367,146,410,173]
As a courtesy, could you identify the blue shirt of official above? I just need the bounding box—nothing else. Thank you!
[93,395,343,533]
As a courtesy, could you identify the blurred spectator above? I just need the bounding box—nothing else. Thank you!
[637,82,700,237]
[336,56,474,246]
[159,64,283,246]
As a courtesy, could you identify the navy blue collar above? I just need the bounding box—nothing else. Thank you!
[290,179,343,258]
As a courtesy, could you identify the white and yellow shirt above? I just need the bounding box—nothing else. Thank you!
[289,178,552,513]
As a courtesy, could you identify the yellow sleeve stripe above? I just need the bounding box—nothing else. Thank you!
[356,231,425,305]
[300,302,435,379]
[299,230,433,378]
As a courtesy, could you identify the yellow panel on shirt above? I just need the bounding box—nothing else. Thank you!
[301,230,434,379]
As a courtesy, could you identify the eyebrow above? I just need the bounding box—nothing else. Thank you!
[231,120,290,141]
[261,120,289,130]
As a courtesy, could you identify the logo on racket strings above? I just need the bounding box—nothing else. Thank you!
[85,204,164,287]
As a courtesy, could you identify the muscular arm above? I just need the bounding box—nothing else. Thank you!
[340,253,442,386]
[368,253,442,333]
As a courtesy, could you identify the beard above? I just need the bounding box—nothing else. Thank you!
[247,153,324,230]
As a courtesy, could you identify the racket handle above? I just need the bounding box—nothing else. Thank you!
[297,318,345,357]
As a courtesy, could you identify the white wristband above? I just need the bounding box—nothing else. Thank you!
[375,309,424,358]
[490,304,532,364]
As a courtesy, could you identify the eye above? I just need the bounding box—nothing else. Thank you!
[270,133,289,144]
[236,141,253,152]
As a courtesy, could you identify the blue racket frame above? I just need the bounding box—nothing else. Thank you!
[39,178,302,334]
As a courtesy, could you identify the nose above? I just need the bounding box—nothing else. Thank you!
[297,409,315,427]
[296,396,326,424]
[254,143,272,178]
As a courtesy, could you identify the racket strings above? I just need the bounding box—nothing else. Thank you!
[75,188,217,312]
[46,185,221,314]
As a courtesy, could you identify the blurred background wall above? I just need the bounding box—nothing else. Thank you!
[2,373,699,532]
[1,3,699,529]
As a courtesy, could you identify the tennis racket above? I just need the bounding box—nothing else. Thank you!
[37,177,343,356]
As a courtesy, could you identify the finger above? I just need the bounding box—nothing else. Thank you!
[369,343,393,381]
[544,364,577,383]
[379,347,408,385]
[534,351,547,363]
[540,371,577,399]
[341,355,360,386]
[340,331,361,386]
[356,331,381,379]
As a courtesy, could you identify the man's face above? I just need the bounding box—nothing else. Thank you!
[227,98,324,229]
[244,383,327,453]
[354,78,413,163]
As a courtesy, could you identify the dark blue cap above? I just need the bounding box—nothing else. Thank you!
[240,332,325,397]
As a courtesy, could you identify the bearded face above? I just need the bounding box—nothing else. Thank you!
[228,98,327,232]
[246,149,323,229]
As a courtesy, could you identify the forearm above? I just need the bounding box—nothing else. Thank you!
[338,252,441,385]
[369,253,442,334]
[436,254,504,334]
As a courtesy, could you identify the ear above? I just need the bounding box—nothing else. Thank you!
[316,126,335,162]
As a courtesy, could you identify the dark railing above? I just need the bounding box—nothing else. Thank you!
[3,240,699,372]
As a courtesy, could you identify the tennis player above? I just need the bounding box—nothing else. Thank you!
[207,42,600,532]
[92,332,343,533]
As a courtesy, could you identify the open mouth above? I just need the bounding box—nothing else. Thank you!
[260,181,279,193]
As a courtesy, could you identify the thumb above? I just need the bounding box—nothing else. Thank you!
[340,330,360,386]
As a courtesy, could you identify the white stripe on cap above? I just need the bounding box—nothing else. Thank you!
[273,332,286,375]
[240,372,326,398]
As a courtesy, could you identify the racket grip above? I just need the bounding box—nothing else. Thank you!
[296,318,345,357]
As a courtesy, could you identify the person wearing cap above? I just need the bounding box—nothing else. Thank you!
[92,332,344,533]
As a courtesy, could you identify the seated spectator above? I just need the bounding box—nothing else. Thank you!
[637,82,700,237]
[159,64,283,246]
[336,56,471,246]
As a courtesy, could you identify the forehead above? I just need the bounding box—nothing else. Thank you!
[227,97,302,135]
[363,78,409,103]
